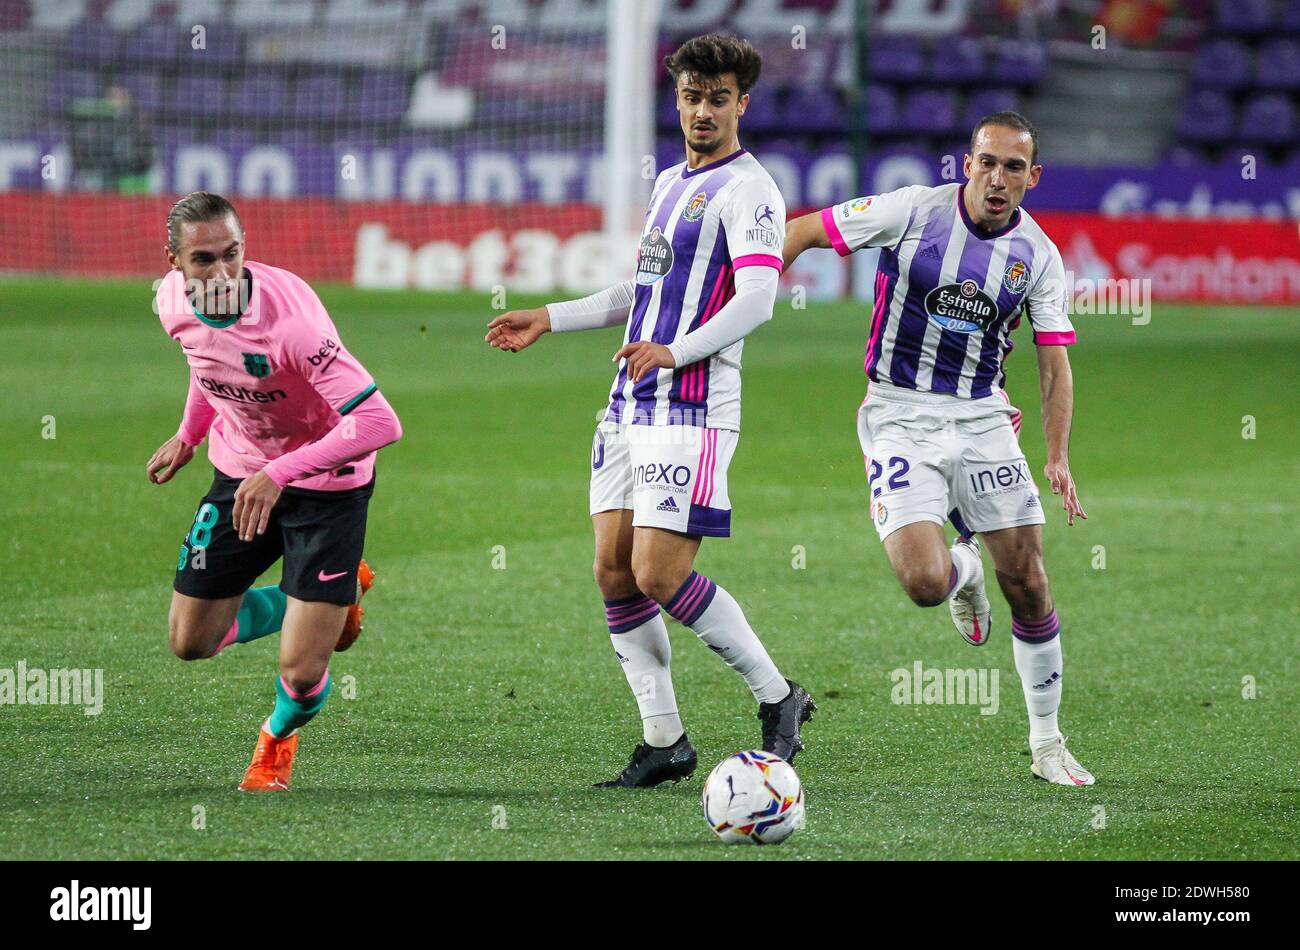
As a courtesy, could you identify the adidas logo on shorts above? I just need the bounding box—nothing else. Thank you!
[656,497,679,512]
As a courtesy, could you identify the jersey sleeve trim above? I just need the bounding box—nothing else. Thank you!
[1033,331,1076,346]
[338,382,378,415]
[733,253,783,273]
[820,207,851,257]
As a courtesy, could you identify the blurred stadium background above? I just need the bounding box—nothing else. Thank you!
[1,0,1297,300]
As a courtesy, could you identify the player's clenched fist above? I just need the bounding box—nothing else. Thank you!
[485,307,551,352]
[614,341,676,383]
[1044,459,1087,526]
[232,470,282,542]
[146,436,195,485]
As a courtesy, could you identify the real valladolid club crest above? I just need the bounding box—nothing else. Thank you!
[1003,259,1031,294]
[682,191,708,222]
[243,352,271,378]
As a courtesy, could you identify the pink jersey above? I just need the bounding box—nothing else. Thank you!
[156,260,379,491]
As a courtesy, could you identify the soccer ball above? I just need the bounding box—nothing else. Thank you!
[701,750,805,845]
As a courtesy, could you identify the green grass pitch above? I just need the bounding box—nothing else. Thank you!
[1,277,1296,860]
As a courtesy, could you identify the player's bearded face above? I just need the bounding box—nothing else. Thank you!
[677,74,743,156]
[963,126,1042,229]
[171,216,247,316]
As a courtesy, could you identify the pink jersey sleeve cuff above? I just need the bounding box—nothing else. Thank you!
[1033,331,1076,346]
[733,253,783,273]
[820,207,852,257]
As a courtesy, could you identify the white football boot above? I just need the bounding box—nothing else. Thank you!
[948,536,992,646]
[1030,736,1096,786]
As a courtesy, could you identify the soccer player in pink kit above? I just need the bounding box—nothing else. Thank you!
[145,192,402,791]
[784,113,1095,786]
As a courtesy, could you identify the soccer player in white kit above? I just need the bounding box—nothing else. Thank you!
[783,113,1095,786]
[486,35,814,787]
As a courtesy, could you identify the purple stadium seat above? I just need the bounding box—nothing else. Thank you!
[741,90,783,132]
[930,36,985,85]
[781,89,841,133]
[123,22,184,67]
[1192,39,1252,90]
[1214,0,1274,36]
[990,40,1046,85]
[1282,0,1300,33]
[196,25,242,67]
[902,88,958,136]
[357,70,410,122]
[231,74,287,119]
[963,88,1019,129]
[657,86,678,128]
[64,22,119,65]
[118,71,164,114]
[1256,39,1300,90]
[45,69,100,113]
[1238,93,1297,143]
[170,73,225,116]
[1178,90,1235,143]
[294,74,348,121]
[865,85,901,135]
[867,36,926,82]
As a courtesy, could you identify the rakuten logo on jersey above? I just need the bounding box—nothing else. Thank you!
[198,377,287,405]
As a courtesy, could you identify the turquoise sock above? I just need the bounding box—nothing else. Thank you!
[236,586,287,644]
[268,673,332,738]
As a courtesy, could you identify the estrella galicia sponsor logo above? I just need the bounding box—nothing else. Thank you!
[968,461,1032,496]
[49,880,152,930]
[656,497,680,512]
[199,377,287,405]
[924,280,998,333]
[1002,259,1030,294]
[682,191,708,222]
[242,352,270,378]
[634,462,691,493]
[635,226,674,285]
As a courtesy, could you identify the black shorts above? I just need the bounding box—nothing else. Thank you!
[173,468,374,604]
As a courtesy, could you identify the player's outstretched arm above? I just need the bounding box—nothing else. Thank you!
[782,211,833,270]
[486,281,635,353]
[147,373,212,484]
[1037,344,1087,526]
[485,307,551,352]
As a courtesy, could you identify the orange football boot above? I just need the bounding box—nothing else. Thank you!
[335,559,374,652]
[238,725,299,792]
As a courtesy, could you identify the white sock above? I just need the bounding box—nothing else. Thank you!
[948,541,980,597]
[666,572,789,705]
[1011,616,1063,748]
[607,601,683,747]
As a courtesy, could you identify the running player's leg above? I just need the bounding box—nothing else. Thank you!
[170,472,287,660]
[953,411,1093,785]
[238,481,371,791]
[593,507,684,750]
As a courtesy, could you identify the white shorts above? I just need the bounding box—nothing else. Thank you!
[589,423,737,537]
[856,383,1045,542]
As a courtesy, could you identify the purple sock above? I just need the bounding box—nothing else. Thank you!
[1011,609,1060,643]
[664,571,717,626]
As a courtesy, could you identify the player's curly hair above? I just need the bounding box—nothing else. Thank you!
[664,34,762,94]
[166,191,243,252]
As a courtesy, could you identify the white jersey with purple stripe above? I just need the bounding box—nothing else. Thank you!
[821,183,1074,399]
[606,149,785,431]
